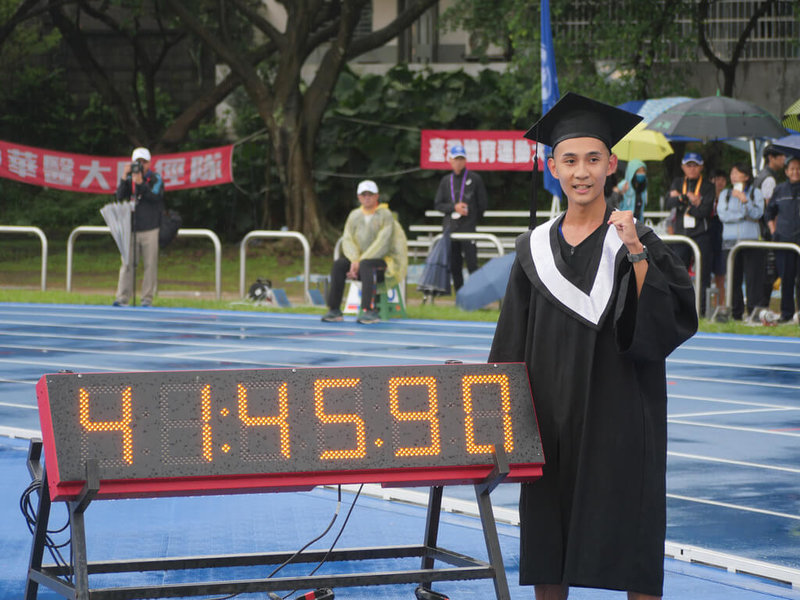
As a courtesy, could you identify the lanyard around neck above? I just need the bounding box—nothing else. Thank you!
[450,169,468,204]
[682,175,703,196]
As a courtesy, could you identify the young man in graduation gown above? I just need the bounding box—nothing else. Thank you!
[488,93,698,600]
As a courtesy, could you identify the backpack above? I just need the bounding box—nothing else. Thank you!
[159,209,182,248]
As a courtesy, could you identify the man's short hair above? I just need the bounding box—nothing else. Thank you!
[763,145,784,160]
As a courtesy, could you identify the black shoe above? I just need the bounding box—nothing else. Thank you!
[321,309,343,322]
[357,309,381,324]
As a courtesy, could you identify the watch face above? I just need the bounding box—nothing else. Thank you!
[37,364,545,500]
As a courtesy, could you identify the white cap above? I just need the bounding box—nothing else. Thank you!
[131,147,151,162]
[357,180,379,195]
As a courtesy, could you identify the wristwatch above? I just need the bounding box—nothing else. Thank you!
[627,245,649,263]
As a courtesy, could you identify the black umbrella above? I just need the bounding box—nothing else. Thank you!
[417,229,452,298]
[646,95,787,141]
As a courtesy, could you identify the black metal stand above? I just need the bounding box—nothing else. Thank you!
[25,440,512,600]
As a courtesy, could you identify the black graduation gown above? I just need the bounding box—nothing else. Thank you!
[488,212,697,596]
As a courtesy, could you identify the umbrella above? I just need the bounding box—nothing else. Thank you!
[646,95,787,141]
[782,97,800,132]
[417,230,452,297]
[611,121,673,162]
[455,252,516,311]
[100,200,134,264]
[769,134,800,157]
[618,96,692,124]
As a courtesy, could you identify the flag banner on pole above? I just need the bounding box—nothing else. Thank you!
[420,130,545,171]
[540,0,562,199]
[0,140,234,193]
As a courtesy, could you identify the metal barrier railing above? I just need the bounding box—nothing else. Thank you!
[724,240,800,308]
[66,226,222,299]
[429,232,506,257]
[239,230,312,304]
[660,234,702,316]
[0,225,48,291]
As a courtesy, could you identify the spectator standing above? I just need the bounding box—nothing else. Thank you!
[754,145,786,308]
[322,180,407,325]
[434,145,488,290]
[666,152,715,316]
[617,159,648,221]
[716,163,764,320]
[113,147,164,307]
[490,92,697,600]
[765,156,800,322]
[709,168,728,305]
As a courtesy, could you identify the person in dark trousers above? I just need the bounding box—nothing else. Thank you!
[321,180,407,324]
[754,145,786,309]
[489,92,697,600]
[765,155,800,323]
[716,163,765,320]
[434,144,488,290]
[666,152,715,316]
[113,147,164,307]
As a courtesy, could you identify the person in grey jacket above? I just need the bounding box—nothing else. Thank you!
[717,163,764,320]
[765,156,800,322]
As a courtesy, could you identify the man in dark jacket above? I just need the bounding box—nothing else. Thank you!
[434,144,488,290]
[765,155,800,322]
[666,152,715,316]
[113,147,164,307]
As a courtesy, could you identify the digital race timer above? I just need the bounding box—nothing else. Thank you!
[36,363,543,501]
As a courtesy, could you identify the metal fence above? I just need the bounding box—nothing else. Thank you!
[0,226,48,291]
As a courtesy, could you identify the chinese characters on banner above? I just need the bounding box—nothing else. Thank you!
[420,130,545,171]
[0,140,234,193]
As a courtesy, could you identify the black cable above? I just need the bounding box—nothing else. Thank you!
[19,478,74,583]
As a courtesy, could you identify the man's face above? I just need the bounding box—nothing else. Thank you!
[547,137,616,207]
[358,191,379,211]
[786,158,800,184]
[681,161,703,179]
[449,156,466,174]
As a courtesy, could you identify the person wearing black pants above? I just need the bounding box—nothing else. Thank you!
[765,156,800,322]
[666,152,716,316]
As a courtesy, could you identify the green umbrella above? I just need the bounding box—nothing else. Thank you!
[782,97,800,131]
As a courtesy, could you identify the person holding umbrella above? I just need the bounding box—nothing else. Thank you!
[112,147,164,308]
[666,152,716,316]
[434,144,488,290]
[489,92,697,600]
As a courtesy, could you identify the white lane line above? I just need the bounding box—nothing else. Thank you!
[688,332,800,346]
[668,451,800,474]
[668,419,800,437]
[669,407,798,418]
[667,374,800,391]
[0,401,37,410]
[0,377,35,385]
[669,393,797,410]
[677,344,800,358]
[667,493,800,521]
[668,357,800,374]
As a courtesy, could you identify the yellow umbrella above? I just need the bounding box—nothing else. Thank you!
[612,121,674,161]
[782,97,800,131]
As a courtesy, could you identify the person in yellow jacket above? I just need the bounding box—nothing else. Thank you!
[322,180,407,324]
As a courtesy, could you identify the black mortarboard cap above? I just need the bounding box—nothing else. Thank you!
[524,92,642,150]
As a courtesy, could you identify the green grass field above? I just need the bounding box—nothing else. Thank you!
[1,234,798,333]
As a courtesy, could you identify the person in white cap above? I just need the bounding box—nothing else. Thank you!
[113,147,164,307]
[321,180,407,324]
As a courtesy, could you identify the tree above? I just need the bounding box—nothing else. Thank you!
[695,0,777,97]
[162,0,439,248]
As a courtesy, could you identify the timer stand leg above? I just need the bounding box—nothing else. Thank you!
[25,441,50,600]
[69,459,100,600]
[419,484,444,591]
[473,446,511,600]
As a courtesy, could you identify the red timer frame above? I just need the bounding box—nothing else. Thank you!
[36,363,544,502]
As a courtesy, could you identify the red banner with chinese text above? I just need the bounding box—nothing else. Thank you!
[420,130,545,171]
[0,140,234,193]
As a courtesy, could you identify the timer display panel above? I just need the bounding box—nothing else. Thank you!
[37,364,543,501]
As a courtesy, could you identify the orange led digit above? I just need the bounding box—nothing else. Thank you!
[313,378,366,460]
[201,384,213,462]
[462,374,514,455]
[237,382,291,458]
[388,376,441,457]
[78,386,134,464]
